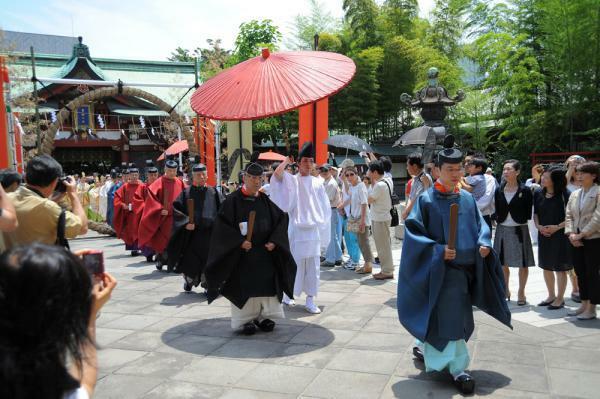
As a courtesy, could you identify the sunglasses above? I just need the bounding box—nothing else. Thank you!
[345,173,355,177]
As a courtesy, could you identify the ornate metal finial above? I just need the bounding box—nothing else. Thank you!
[72,37,91,59]
[400,67,465,127]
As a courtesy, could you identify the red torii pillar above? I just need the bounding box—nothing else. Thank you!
[0,57,9,169]
[298,98,328,165]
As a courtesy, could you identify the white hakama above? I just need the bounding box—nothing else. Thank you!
[270,172,330,298]
[230,296,285,329]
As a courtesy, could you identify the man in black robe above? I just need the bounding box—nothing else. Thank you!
[204,160,297,335]
[167,163,223,292]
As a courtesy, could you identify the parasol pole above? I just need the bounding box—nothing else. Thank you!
[239,120,243,172]
[176,126,183,168]
[214,120,222,193]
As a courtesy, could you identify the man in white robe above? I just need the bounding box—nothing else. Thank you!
[270,142,331,314]
[99,173,115,221]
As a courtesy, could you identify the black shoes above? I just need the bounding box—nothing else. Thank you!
[242,322,257,335]
[183,281,193,292]
[547,302,565,310]
[412,346,424,362]
[254,319,276,332]
[146,255,154,262]
[241,319,276,335]
[537,298,555,306]
[334,260,342,266]
[453,374,475,395]
[413,346,475,394]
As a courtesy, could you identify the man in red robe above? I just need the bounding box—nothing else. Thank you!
[113,166,145,256]
[133,160,160,262]
[138,157,185,271]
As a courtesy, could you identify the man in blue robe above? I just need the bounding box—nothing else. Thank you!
[106,170,124,228]
[397,137,511,395]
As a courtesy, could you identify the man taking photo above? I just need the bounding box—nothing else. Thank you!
[3,155,88,249]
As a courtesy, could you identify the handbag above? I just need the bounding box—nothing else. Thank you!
[347,217,362,233]
[346,196,362,233]
[383,181,399,227]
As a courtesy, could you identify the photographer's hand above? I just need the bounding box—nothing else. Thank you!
[73,272,117,399]
[91,272,117,317]
[63,176,89,235]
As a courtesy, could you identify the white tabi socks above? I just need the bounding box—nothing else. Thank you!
[305,295,321,314]
[282,293,295,306]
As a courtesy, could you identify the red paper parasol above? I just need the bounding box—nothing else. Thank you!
[190,49,356,120]
[258,150,287,162]
[157,139,188,161]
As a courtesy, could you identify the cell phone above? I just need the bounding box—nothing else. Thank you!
[82,250,104,275]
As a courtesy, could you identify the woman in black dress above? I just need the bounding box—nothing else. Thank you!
[534,165,572,310]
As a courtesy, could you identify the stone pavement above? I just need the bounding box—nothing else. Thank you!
[71,232,600,399]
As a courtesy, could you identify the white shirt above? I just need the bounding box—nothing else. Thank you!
[323,177,341,208]
[342,185,352,216]
[477,174,497,216]
[349,182,371,226]
[369,180,392,222]
[501,190,523,227]
[64,387,89,399]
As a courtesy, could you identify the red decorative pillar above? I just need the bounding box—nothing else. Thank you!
[0,57,9,169]
[298,97,328,165]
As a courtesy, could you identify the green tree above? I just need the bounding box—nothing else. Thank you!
[332,47,384,138]
[427,0,470,60]
[316,32,343,52]
[379,0,419,39]
[198,39,231,80]
[167,46,199,62]
[377,36,418,135]
[288,0,341,50]
[451,89,494,152]
[342,0,381,49]
[232,19,282,63]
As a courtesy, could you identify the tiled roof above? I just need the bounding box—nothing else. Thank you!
[1,31,78,55]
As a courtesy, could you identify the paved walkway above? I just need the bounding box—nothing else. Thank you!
[72,232,600,399]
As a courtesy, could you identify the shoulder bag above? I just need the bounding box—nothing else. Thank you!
[383,181,399,227]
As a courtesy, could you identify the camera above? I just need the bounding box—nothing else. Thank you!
[55,176,73,193]
[82,250,105,275]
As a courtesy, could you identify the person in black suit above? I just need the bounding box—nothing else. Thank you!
[493,159,535,306]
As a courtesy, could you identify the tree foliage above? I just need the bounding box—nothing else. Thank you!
[167,0,600,166]
[231,19,282,63]
[287,0,341,50]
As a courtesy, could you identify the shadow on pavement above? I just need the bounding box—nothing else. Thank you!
[125,260,153,268]
[132,270,176,281]
[161,316,335,359]
[107,253,137,260]
[383,297,398,309]
[565,316,600,329]
[160,292,207,306]
[391,364,510,397]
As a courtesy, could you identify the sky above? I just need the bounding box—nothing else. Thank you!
[0,0,436,61]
